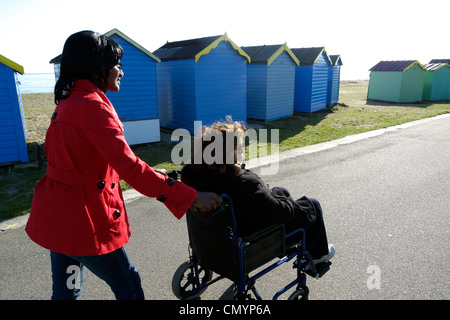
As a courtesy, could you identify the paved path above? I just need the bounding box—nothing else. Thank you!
[1,114,449,300]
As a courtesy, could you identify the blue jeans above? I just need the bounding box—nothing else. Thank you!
[50,247,144,300]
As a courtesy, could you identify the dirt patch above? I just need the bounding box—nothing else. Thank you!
[21,93,55,144]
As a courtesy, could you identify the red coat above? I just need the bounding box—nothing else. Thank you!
[26,80,196,256]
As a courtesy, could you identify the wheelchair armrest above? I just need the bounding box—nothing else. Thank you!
[242,224,284,243]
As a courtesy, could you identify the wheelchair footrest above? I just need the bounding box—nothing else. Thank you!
[306,261,332,278]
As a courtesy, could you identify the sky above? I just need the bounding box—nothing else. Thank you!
[1,0,449,80]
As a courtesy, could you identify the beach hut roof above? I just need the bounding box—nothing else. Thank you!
[0,54,24,74]
[369,60,426,72]
[241,43,299,66]
[49,55,61,64]
[423,63,450,72]
[49,28,160,64]
[104,28,161,62]
[429,59,450,64]
[154,33,251,63]
[329,55,343,66]
[290,47,332,65]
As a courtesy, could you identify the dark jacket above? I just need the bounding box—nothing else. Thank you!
[181,164,316,236]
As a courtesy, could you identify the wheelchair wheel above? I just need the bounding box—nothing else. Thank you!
[288,288,309,300]
[172,261,213,300]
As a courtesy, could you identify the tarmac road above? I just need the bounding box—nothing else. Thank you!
[1,114,449,300]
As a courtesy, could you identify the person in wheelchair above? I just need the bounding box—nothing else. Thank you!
[181,117,335,266]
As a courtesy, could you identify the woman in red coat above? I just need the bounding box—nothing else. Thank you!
[25,31,222,300]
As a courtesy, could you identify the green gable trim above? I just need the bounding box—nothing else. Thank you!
[195,33,250,63]
[267,43,299,66]
[0,54,24,74]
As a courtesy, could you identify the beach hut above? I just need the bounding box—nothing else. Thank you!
[422,63,450,101]
[50,29,161,145]
[327,55,343,107]
[0,54,28,164]
[49,56,61,82]
[104,29,161,145]
[291,47,332,113]
[368,60,426,103]
[241,43,299,121]
[154,33,250,133]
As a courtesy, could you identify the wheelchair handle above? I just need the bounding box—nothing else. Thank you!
[167,170,182,180]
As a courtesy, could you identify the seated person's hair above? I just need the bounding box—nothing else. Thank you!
[199,116,247,175]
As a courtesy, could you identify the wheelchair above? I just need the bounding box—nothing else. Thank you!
[169,170,331,300]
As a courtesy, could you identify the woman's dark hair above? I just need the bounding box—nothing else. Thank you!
[54,30,123,104]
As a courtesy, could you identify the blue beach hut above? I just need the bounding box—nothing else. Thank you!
[154,33,250,133]
[0,54,28,164]
[422,63,450,101]
[291,47,332,113]
[50,29,161,145]
[327,55,343,107]
[104,29,161,145]
[241,43,299,121]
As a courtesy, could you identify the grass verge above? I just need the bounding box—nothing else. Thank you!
[1,81,449,221]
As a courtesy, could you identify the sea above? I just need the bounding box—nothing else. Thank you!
[17,73,56,94]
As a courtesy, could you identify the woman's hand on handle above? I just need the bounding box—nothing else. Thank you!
[193,192,223,213]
